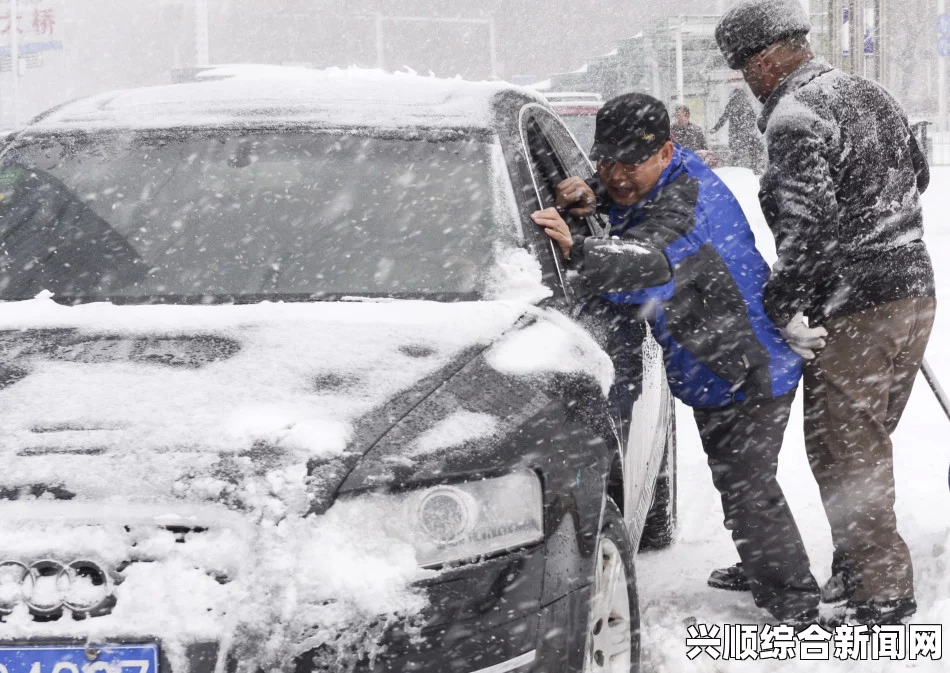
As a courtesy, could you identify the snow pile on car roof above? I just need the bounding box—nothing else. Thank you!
[29,66,543,131]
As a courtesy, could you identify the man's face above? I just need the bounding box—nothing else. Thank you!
[673,109,689,126]
[740,51,776,102]
[597,142,675,206]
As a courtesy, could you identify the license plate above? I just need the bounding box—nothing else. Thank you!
[0,645,159,673]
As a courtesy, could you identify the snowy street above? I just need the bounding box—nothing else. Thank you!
[637,167,950,672]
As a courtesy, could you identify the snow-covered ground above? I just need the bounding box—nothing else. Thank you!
[636,167,950,671]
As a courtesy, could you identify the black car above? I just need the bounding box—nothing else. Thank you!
[0,67,675,673]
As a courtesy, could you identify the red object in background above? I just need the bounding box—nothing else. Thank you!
[0,8,55,37]
[549,103,601,116]
[32,9,55,36]
[696,150,723,169]
[0,13,24,36]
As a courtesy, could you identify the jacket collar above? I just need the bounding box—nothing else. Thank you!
[757,57,834,132]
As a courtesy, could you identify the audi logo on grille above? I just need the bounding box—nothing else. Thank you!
[0,560,113,616]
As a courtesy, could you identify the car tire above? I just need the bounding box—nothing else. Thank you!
[583,498,641,673]
[639,399,677,550]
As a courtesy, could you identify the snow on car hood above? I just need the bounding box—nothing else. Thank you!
[0,295,614,670]
[0,498,432,672]
[0,293,528,515]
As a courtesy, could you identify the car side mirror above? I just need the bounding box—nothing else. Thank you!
[580,238,672,294]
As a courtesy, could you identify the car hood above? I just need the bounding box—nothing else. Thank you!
[0,294,528,518]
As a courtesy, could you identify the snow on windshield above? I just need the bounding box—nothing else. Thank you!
[0,129,523,301]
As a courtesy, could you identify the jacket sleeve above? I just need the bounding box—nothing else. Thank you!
[710,113,728,135]
[759,104,839,327]
[710,95,735,134]
[584,174,612,214]
[909,127,930,194]
[583,175,701,305]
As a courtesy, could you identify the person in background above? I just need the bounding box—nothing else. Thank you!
[533,92,821,627]
[670,105,708,152]
[716,0,935,626]
[711,87,764,172]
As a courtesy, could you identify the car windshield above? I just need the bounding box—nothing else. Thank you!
[0,128,517,303]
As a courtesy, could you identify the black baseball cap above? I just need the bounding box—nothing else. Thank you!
[590,93,671,165]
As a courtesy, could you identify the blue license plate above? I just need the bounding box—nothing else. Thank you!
[0,645,159,673]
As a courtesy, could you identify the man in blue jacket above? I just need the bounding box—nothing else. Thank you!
[532,92,822,625]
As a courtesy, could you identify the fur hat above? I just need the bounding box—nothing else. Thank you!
[715,0,811,69]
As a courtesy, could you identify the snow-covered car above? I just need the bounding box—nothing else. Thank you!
[0,68,675,673]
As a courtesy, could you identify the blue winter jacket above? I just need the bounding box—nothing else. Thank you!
[593,146,801,408]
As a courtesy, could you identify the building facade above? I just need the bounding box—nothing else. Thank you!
[0,1,944,127]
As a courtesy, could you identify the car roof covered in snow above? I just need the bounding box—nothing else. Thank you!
[27,65,546,132]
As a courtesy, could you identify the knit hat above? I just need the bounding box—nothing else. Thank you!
[715,0,811,69]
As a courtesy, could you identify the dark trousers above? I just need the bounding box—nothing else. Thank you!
[694,392,820,621]
[804,297,936,603]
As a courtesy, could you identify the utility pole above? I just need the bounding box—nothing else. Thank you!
[675,18,684,105]
[488,18,498,78]
[941,0,947,115]
[375,12,385,69]
[849,0,864,77]
[195,0,210,67]
[10,0,19,127]
[876,0,888,88]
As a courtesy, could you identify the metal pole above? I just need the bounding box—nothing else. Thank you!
[488,17,498,77]
[922,359,950,422]
[850,0,863,76]
[875,0,886,87]
[675,19,684,105]
[195,0,209,67]
[375,12,385,69]
[941,0,947,116]
[864,4,877,80]
[828,0,840,69]
[10,0,18,127]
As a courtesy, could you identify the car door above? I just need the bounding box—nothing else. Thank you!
[517,104,670,536]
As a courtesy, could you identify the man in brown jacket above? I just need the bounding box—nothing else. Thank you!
[715,0,936,626]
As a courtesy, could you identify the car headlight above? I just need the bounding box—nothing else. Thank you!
[378,471,543,567]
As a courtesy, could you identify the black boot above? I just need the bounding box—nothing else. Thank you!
[821,597,917,628]
[820,569,855,603]
[707,562,751,592]
[785,607,820,633]
[850,597,917,626]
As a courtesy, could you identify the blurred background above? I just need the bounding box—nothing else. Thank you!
[0,0,947,159]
